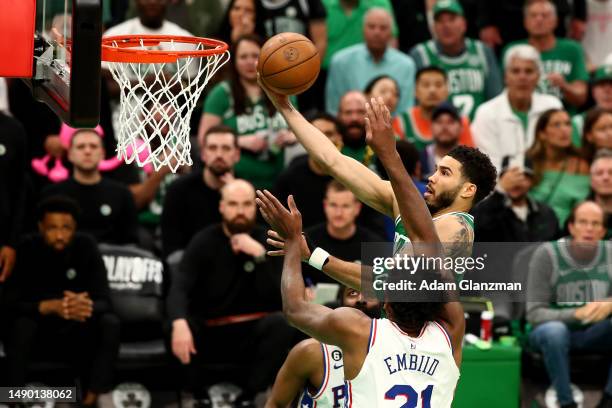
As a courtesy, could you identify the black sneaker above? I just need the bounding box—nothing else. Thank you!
[596,393,612,408]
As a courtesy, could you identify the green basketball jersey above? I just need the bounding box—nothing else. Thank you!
[547,239,612,308]
[412,39,490,120]
[393,211,475,255]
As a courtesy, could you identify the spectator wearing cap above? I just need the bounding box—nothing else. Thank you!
[408,0,502,120]
[472,157,560,242]
[572,65,612,146]
[472,44,562,172]
[589,148,612,239]
[325,8,415,115]
[502,0,589,114]
[396,66,473,151]
[419,102,468,179]
[527,108,590,228]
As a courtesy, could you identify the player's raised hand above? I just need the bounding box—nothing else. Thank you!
[256,190,302,240]
[256,73,292,111]
[364,97,396,159]
[266,230,311,260]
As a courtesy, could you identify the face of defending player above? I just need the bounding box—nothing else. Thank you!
[342,287,381,318]
[433,12,466,49]
[432,113,462,149]
[505,58,540,101]
[425,155,475,214]
[201,132,240,176]
[338,92,367,145]
[68,131,104,173]
[136,0,167,29]
[524,1,557,38]
[219,181,257,234]
[415,71,448,110]
[591,158,612,198]
[39,213,76,252]
[568,202,607,243]
[324,189,362,232]
[235,38,259,82]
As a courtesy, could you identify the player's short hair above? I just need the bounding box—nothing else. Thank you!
[387,301,447,333]
[415,66,447,83]
[203,125,238,147]
[504,44,543,75]
[447,145,497,204]
[37,195,81,222]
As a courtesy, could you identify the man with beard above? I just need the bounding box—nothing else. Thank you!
[166,179,294,407]
[161,125,240,259]
[265,287,381,408]
[336,91,373,166]
[259,68,497,291]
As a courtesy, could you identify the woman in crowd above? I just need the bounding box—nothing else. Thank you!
[198,34,295,189]
[364,75,402,138]
[527,108,591,227]
[217,0,256,45]
[581,107,612,163]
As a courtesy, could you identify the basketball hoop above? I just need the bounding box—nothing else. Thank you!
[101,35,230,172]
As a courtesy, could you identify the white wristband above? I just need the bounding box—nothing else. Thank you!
[308,247,330,271]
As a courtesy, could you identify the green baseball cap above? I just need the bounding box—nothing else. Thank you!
[433,0,464,19]
[593,64,612,85]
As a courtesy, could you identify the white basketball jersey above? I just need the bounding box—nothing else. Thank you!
[298,343,347,408]
[345,319,460,408]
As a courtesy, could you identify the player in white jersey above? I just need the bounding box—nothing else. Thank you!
[266,287,381,408]
[256,99,467,408]
[258,77,497,292]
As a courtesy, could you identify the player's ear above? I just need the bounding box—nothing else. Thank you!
[461,182,476,200]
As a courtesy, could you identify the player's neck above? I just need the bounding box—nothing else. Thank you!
[73,169,101,185]
[528,34,556,52]
[507,92,532,112]
[432,203,469,218]
[327,223,356,240]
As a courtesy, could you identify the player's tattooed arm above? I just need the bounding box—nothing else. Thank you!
[439,215,474,260]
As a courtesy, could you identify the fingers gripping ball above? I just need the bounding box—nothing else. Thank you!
[258,32,320,96]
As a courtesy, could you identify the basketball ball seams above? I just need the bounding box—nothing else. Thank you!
[266,72,319,91]
[261,40,318,76]
[262,50,320,78]
[260,38,308,72]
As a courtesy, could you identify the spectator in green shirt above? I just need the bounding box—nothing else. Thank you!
[503,0,589,113]
[527,108,591,227]
[198,34,296,190]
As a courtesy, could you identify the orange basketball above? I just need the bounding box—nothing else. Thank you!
[258,32,320,96]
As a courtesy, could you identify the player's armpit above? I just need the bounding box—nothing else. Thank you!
[265,339,323,408]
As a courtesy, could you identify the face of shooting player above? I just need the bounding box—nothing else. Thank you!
[219,180,257,234]
[425,155,472,214]
[39,212,77,252]
[341,287,381,318]
[201,131,240,177]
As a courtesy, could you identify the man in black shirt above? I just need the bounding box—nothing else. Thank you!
[161,125,241,259]
[0,112,27,282]
[167,179,293,406]
[2,196,120,406]
[303,180,384,284]
[42,129,139,245]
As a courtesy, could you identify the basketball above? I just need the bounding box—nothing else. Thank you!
[258,32,320,96]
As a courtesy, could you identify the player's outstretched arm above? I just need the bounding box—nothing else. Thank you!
[258,75,395,217]
[265,339,322,408]
[256,191,370,347]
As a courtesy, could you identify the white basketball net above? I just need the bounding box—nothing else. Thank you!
[105,39,230,172]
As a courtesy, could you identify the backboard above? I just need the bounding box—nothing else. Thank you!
[0,0,102,127]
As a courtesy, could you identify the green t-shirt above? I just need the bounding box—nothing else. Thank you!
[203,81,289,190]
[503,39,588,113]
[512,108,529,133]
[322,0,398,69]
[410,39,503,120]
[529,170,591,227]
[571,112,585,147]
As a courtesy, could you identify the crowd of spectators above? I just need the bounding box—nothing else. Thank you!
[1,0,612,407]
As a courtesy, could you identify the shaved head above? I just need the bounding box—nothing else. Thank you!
[221,179,255,202]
